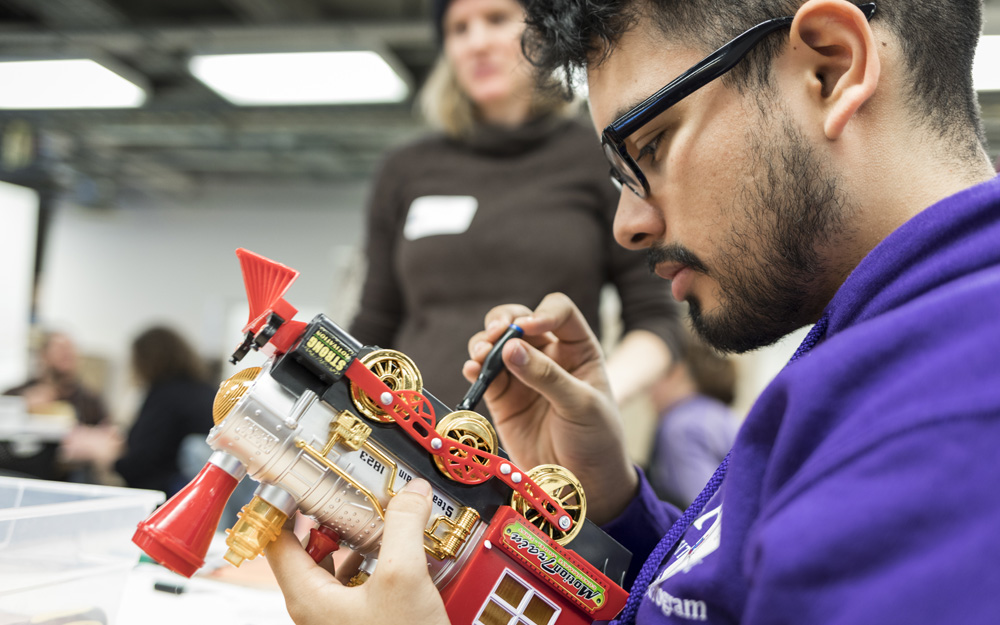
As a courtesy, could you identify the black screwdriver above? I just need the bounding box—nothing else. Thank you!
[457,324,524,411]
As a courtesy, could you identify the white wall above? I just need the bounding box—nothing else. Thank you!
[36,180,370,420]
[0,181,39,391]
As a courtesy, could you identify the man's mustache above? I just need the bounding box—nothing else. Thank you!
[646,243,709,275]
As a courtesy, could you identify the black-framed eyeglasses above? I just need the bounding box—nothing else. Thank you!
[602,2,876,198]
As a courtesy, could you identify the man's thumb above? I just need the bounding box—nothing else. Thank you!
[377,478,434,574]
[503,339,593,412]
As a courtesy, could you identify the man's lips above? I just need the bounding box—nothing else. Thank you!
[654,263,687,282]
[655,263,694,301]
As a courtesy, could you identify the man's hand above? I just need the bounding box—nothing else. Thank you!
[265,479,450,625]
[463,293,638,524]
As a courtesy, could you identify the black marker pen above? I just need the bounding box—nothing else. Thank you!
[457,324,523,412]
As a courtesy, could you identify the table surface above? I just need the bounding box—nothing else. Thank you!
[118,562,294,625]
[0,416,72,443]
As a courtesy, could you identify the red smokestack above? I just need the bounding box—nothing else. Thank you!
[133,455,245,577]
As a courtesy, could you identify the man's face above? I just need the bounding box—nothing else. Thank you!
[588,21,852,353]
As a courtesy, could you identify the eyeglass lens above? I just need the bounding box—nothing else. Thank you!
[603,141,645,197]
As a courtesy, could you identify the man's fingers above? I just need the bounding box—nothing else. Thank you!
[484,304,533,333]
[469,304,532,360]
[334,549,366,584]
[515,292,597,346]
[461,358,481,383]
[470,296,578,367]
[266,528,342,603]
[376,479,434,579]
[501,339,597,417]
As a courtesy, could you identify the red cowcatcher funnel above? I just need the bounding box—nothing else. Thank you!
[133,460,241,577]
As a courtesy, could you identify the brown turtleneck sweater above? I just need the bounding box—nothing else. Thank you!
[349,115,681,411]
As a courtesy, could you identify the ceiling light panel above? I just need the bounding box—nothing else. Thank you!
[0,59,146,109]
[974,35,1000,91]
[189,51,409,106]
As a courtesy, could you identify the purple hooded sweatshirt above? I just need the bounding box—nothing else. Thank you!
[603,174,1000,624]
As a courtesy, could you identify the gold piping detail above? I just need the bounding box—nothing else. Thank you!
[297,439,387,521]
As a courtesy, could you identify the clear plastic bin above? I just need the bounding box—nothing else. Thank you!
[0,476,164,624]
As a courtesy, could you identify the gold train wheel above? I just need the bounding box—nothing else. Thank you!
[213,367,263,425]
[349,350,423,423]
[433,410,498,479]
[510,465,587,546]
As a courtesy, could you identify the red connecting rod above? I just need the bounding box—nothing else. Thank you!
[345,359,574,534]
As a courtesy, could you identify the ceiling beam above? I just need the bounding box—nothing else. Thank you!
[221,0,323,23]
[0,21,434,56]
[1,0,126,28]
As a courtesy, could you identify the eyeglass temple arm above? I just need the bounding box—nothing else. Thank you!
[610,2,876,140]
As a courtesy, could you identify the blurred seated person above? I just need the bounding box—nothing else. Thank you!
[60,326,215,496]
[3,331,109,426]
[1,331,109,480]
[647,329,740,508]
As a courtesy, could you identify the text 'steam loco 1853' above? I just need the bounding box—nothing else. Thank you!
[133,249,631,625]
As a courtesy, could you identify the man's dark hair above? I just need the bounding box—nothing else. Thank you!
[521,0,986,156]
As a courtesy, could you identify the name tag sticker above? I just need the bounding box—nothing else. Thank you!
[403,195,478,240]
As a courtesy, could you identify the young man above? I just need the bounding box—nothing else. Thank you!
[265,1,1000,623]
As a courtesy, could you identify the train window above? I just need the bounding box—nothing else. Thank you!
[496,573,529,608]
[475,571,561,625]
[477,599,514,625]
[522,596,556,625]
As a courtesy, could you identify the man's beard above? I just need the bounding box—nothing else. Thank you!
[650,115,851,354]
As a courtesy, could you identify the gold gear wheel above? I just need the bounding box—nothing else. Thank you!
[433,410,498,477]
[349,350,423,423]
[213,367,262,425]
[510,465,587,546]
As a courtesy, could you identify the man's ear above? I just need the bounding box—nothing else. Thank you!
[787,0,880,139]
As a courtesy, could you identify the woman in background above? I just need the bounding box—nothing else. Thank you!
[60,326,215,496]
[349,0,681,411]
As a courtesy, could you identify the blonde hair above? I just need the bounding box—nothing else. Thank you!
[418,54,579,139]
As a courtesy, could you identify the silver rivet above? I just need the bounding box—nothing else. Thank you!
[512,472,522,483]
[431,438,443,450]
[500,463,511,475]
[484,540,493,550]
[559,515,572,530]
[380,392,393,405]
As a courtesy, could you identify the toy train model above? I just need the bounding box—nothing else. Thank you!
[132,248,630,625]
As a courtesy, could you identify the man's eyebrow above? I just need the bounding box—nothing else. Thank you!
[610,98,647,126]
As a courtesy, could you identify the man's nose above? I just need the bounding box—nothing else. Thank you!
[612,189,664,250]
